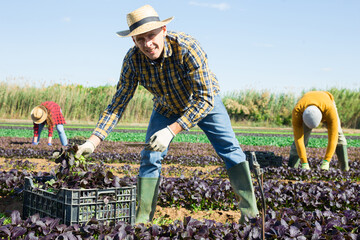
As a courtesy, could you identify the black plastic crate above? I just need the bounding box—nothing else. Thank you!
[244,151,283,168]
[23,177,136,225]
[270,156,283,167]
[68,136,87,145]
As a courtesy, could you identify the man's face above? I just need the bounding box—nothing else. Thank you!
[132,26,166,60]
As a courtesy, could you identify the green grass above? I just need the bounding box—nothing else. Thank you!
[1,128,359,147]
[3,121,359,137]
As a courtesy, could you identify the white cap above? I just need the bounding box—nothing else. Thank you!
[302,105,322,129]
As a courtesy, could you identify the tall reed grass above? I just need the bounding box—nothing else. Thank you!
[0,82,359,128]
[222,90,296,126]
[328,88,360,129]
[0,82,153,124]
[222,88,360,128]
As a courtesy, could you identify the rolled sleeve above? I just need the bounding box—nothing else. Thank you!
[292,109,307,162]
[324,108,339,161]
[33,124,39,137]
[93,60,138,140]
[48,125,54,137]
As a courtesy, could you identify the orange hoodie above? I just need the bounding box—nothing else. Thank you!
[292,91,338,163]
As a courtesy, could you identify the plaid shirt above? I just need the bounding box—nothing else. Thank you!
[93,31,220,140]
[33,101,66,137]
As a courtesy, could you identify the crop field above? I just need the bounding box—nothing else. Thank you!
[0,123,360,239]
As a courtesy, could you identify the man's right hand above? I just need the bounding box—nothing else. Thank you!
[76,140,96,158]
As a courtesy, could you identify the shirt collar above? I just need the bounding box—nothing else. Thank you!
[163,36,173,58]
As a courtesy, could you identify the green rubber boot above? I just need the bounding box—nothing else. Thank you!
[135,177,160,224]
[288,154,300,168]
[335,145,349,172]
[227,161,259,223]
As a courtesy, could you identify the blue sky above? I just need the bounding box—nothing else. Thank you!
[1,0,359,95]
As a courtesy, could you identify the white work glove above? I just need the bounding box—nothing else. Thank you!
[76,140,96,158]
[320,160,330,170]
[301,162,310,170]
[146,126,176,152]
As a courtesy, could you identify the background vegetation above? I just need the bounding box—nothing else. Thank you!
[0,82,359,129]
[222,88,360,128]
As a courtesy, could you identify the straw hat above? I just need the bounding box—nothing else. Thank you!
[31,105,48,124]
[303,105,322,129]
[116,5,174,37]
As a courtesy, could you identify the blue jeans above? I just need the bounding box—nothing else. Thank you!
[139,95,245,178]
[35,123,68,146]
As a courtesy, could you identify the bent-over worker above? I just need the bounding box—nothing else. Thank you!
[31,101,68,146]
[288,91,349,171]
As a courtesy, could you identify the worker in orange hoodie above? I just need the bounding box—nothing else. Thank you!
[288,91,349,171]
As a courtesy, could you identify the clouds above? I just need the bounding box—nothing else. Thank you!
[189,1,230,11]
[321,67,332,72]
[62,17,71,23]
[252,43,275,48]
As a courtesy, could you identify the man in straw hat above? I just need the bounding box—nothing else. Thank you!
[76,4,259,224]
[31,101,68,146]
[288,91,349,171]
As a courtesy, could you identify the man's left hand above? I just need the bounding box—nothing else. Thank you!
[146,126,176,152]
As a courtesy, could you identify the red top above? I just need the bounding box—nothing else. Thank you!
[33,101,66,137]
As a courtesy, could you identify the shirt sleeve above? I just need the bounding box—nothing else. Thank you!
[93,60,138,140]
[33,123,39,137]
[324,106,339,161]
[292,109,308,163]
[176,40,215,131]
[48,124,54,137]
